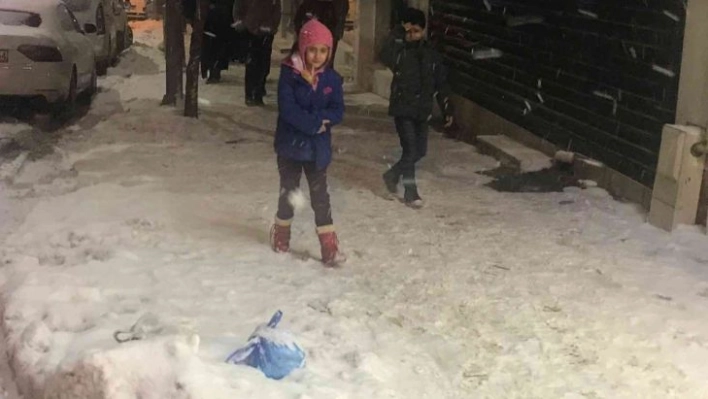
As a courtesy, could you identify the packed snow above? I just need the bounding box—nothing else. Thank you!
[0,21,708,399]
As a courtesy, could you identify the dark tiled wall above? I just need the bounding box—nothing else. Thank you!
[429,0,686,186]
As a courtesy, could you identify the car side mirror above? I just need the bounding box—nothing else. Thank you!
[84,23,97,34]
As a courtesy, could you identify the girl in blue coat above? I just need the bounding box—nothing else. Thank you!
[270,19,345,266]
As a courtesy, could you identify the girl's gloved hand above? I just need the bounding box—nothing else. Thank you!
[301,69,315,85]
[318,120,331,134]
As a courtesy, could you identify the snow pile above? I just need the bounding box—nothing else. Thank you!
[0,151,28,182]
[0,123,31,142]
[0,173,457,398]
[0,122,31,165]
[93,20,167,109]
[101,45,164,106]
[129,20,164,49]
[44,336,206,399]
[108,45,162,78]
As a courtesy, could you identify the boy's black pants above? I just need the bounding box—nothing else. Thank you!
[276,156,333,227]
[389,117,429,198]
[245,33,274,100]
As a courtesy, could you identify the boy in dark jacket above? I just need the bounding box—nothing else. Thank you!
[233,0,282,106]
[380,7,438,208]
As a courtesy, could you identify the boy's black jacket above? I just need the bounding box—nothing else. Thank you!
[379,25,438,121]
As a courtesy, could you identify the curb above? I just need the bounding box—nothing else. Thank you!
[475,134,552,173]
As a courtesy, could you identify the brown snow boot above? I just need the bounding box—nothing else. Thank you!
[317,225,346,266]
[270,218,292,253]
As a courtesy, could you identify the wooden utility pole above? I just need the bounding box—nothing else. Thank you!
[162,0,185,106]
[184,0,209,118]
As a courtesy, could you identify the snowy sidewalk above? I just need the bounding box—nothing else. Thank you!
[1,21,708,399]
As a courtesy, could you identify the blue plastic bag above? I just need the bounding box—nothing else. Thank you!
[225,311,306,380]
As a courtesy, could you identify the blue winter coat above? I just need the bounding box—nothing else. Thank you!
[274,61,345,170]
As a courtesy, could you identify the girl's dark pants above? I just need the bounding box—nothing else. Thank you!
[276,156,333,226]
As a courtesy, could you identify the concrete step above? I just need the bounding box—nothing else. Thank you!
[372,69,392,100]
[476,135,552,172]
[344,92,389,118]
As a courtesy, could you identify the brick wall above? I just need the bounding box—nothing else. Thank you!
[429,0,686,187]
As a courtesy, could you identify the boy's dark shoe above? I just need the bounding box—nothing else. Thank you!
[406,198,424,209]
[206,68,221,84]
[246,96,265,107]
[404,187,424,209]
[382,168,399,194]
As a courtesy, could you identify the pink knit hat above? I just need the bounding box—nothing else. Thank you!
[298,19,334,63]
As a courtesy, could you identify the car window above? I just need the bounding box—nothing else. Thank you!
[0,10,42,27]
[65,7,84,32]
[63,0,91,12]
[57,4,83,33]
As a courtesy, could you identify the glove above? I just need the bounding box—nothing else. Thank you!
[231,20,244,31]
[317,120,331,134]
[444,115,454,128]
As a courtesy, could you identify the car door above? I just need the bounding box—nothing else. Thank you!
[95,2,111,60]
[66,7,95,82]
[57,4,94,87]
[99,0,117,59]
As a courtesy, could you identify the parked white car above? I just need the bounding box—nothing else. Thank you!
[63,0,117,74]
[0,0,97,115]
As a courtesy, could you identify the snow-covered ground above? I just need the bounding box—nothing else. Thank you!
[1,20,708,399]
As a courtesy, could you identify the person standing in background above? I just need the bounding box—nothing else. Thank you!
[229,0,248,64]
[293,0,348,66]
[202,0,235,83]
[233,0,282,106]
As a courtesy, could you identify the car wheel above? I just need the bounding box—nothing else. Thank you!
[52,68,77,119]
[78,67,97,106]
[90,68,98,95]
[117,31,125,53]
[126,26,133,48]
[97,59,108,76]
[109,36,119,66]
[84,68,98,99]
